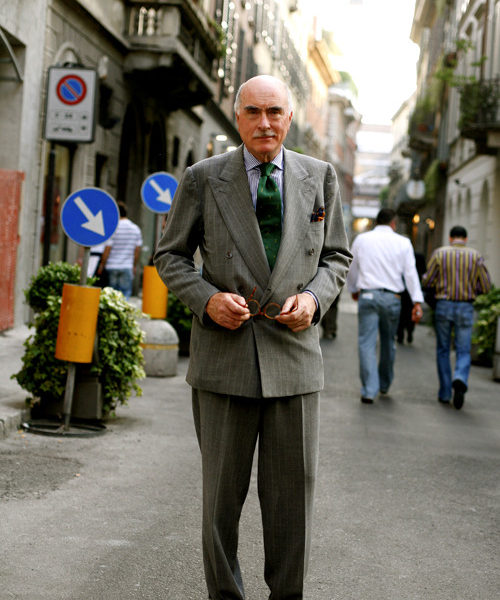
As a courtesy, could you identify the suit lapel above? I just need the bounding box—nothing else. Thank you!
[208,147,271,288]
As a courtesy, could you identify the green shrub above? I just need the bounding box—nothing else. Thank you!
[167,290,193,334]
[473,287,500,364]
[25,261,95,313]
[167,291,193,355]
[13,263,145,416]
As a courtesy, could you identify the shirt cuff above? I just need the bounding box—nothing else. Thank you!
[303,290,320,324]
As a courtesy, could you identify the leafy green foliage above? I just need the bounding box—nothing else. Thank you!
[473,287,500,363]
[167,291,193,334]
[13,263,145,416]
[25,261,95,313]
[13,296,68,403]
[458,79,500,131]
[91,288,145,414]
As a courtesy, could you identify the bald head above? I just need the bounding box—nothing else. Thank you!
[234,75,293,115]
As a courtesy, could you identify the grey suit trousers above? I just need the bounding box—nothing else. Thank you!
[192,389,320,600]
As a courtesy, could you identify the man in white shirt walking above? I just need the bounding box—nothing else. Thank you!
[98,201,143,300]
[346,209,424,403]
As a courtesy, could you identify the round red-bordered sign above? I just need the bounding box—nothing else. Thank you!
[56,74,87,105]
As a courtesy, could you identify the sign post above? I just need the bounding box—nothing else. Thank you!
[58,188,119,433]
[141,171,178,257]
[42,65,98,264]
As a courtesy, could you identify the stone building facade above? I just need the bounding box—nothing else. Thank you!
[1,0,353,329]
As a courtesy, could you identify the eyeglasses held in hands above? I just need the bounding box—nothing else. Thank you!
[246,287,282,319]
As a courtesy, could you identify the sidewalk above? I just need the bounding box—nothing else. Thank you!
[0,324,31,438]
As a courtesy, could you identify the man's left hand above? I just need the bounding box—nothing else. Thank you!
[411,302,423,323]
[276,292,316,332]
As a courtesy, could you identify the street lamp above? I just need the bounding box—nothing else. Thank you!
[406,179,426,200]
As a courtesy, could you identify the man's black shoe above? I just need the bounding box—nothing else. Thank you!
[438,397,450,405]
[361,397,374,404]
[452,379,467,410]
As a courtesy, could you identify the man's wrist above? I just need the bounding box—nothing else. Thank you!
[303,290,320,324]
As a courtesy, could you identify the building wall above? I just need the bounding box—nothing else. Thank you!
[0,0,49,325]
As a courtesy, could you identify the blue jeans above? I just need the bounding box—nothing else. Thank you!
[357,290,401,399]
[434,300,474,401]
[106,268,133,299]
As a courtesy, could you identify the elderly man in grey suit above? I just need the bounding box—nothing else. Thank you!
[154,75,351,600]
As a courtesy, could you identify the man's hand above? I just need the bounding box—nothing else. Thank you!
[412,302,423,323]
[276,292,316,332]
[351,292,359,301]
[206,292,251,330]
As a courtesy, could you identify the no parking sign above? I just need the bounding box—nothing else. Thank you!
[44,66,97,143]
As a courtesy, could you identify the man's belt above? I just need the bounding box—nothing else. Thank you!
[360,288,400,294]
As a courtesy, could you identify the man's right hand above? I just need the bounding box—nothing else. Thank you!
[206,292,251,330]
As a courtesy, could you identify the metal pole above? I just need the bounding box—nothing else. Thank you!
[80,247,90,284]
[43,143,56,265]
[62,363,76,431]
[155,213,164,251]
[60,246,90,432]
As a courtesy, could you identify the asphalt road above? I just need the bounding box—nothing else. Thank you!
[1,304,499,599]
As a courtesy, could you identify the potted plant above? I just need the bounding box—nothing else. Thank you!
[166,290,193,356]
[472,287,500,370]
[12,262,145,418]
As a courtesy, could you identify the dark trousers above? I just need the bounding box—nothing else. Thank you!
[192,389,320,600]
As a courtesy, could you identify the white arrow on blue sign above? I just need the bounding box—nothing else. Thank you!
[61,187,120,247]
[141,171,178,214]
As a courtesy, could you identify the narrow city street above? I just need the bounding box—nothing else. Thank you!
[1,300,499,600]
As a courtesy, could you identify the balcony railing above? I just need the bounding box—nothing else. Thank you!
[124,1,222,107]
[459,78,500,140]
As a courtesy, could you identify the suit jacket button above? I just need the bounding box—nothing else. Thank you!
[308,248,315,255]
[297,283,304,291]
[225,251,233,259]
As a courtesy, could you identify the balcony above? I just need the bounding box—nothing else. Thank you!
[459,78,500,153]
[124,1,222,109]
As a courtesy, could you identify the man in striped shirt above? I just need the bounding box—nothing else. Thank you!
[422,225,492,409]
[98,202,143,300]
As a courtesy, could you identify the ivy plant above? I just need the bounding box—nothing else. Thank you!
[25,261,95,313]
[473,287,500,365]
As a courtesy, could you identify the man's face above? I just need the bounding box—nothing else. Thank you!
[235,77,292,163]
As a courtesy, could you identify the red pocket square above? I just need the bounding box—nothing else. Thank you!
[311,207,325,222]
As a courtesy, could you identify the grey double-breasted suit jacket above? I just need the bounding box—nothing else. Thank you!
[154,145,352,398]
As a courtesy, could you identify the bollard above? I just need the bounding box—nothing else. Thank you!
[142,265,168,319]
[55,284,100,363]
[140,318,179,377]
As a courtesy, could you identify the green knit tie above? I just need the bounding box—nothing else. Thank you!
[256,163,282,270]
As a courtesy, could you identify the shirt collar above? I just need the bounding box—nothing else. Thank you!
[243,146,284,172]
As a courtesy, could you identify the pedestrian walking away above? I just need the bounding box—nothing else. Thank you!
[346,208,424,404]
[97,201,143,300]
[421,225,492,410]
[397,251,426,344]
[154,74,352,600]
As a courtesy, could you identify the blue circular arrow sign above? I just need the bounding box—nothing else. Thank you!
[61,187,119,247]
[141,172,178,214]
